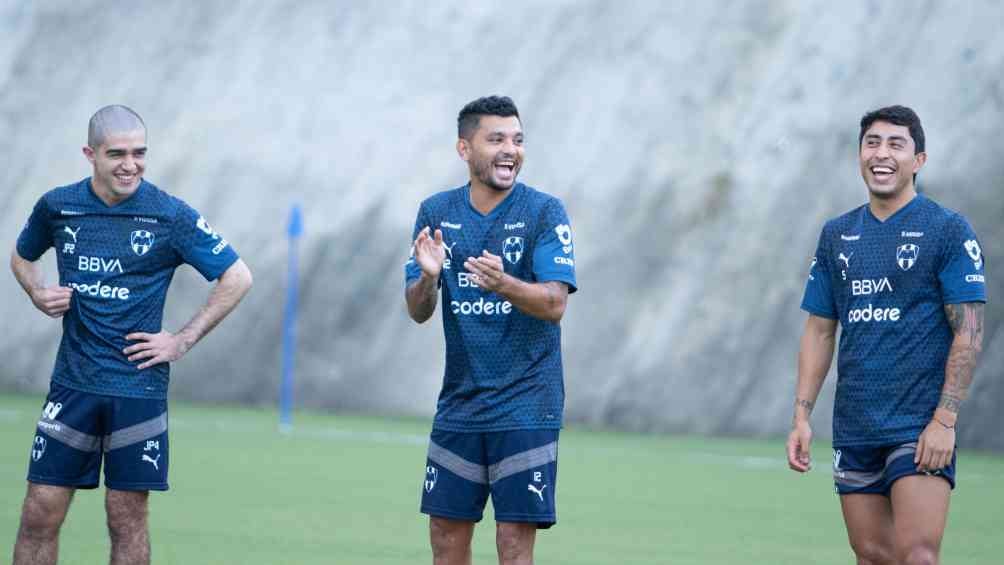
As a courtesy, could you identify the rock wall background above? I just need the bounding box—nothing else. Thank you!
[2,1,1001,450]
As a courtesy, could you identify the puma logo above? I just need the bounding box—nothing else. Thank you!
[442,241,458,259]
[142,453,161,471]
[64,225,81,243]
[527,484,547,501]
[838,252,853,269]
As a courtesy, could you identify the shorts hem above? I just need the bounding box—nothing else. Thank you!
[105,481,169,492]
[27,475,99,490]
[836,485,889,497]
[887,469,955,491]
[494,513,557,528]
[420,506,483,523]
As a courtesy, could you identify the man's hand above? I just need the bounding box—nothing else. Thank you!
[123,331,189,370]
[414,227,447,278]
[30,286,73,318]
[786,420,813,473]
[464,250,509,293]
[915,419,955,472]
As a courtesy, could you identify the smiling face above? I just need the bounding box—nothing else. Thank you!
[83,129,147,204]
[457,115,524,192]
[859,120,926,201]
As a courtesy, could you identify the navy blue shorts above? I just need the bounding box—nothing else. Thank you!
[27,382,169,491]
[421,429,559,528]
[833,442,956,496]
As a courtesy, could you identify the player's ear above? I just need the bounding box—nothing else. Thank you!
[912,151,927,173]
[82,145,96,164]
[456,138,471,163]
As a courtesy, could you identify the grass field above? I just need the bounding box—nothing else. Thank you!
[1,393,1001,564]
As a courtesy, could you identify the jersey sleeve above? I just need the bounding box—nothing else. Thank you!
[531,199,577,293]
[16,196,55,261]
[939,215,987,304]
[404,203,434,287]
[170,200,240,281]
[800,227,837,319]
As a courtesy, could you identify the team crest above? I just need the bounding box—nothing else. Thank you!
[424,465,438,493]
[31,436,46,462]
[896,244,919,271]
[130,230,155,256]
[503,236,524,264]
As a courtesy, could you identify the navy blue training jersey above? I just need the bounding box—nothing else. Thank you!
[16,178,239,400]
[801,194,987,447]
[405,183,578,432]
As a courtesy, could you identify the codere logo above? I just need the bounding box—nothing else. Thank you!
[847,304,900,324]
[67,280,131,300]
[451,297,513,316]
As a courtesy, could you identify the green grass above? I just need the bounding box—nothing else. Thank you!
[1,393,1001,564]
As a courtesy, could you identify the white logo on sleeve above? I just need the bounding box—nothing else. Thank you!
[808,257,817,281]
[964,240,983,270]
[555,224,573,254]
[196,216,218,237]
[196,216,229,255]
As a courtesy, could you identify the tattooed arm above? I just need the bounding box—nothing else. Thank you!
[914,302,984,471]
[939,302,985,417]
[787,314,838,473]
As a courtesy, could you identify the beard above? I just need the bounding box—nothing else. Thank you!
[471,156,519,191]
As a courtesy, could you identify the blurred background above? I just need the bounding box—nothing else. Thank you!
[2,0,1001,451]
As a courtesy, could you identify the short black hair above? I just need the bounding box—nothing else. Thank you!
[457,96,520,139]
[859,105,925,154]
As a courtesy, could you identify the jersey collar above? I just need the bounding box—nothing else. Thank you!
[463,182,524,219]
[85,177,147,209]
[865,192,925,225]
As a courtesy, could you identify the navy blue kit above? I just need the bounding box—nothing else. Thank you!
[17,178,239,490]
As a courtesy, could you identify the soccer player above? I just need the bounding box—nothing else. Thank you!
[11,105,252,565]
[787,105,986,564]
[405,96,577,565]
